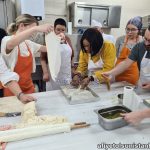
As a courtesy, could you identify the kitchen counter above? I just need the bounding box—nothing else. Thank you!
[0,83,150,150]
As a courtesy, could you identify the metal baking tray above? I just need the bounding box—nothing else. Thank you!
[95,105,131,130]
[61,85,100,104]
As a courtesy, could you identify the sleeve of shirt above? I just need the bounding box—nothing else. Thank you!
[128,43,139,61]
[76,50,88,76]
[94,42,116,82]
[0,55,19,85]
[1,36,13,55]
[26,40,42,55]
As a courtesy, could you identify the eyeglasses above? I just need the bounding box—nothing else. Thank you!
[125,28,138,32]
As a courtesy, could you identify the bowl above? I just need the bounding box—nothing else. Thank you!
[95,105,131,130]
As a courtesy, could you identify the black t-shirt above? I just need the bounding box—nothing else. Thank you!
[128,41,150,70]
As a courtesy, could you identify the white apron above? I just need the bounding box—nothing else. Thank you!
[137,51,150,93]
[88,56,104,85]
[46,43,72,91]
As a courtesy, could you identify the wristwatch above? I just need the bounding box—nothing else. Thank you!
[17,92,24,100]
[90,76,94,81]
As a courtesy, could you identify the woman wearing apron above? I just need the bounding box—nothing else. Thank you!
[1,14,53,97]
[71,28,116,89]
[115,16,143,85]
[102,25,150,93]
[0,55,35,103]
[40,18,74,90]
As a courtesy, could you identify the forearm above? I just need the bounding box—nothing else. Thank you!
[40,53,48,74]
[5,81,22,96]
[39,45,47,52]
[140,109,150,119]
[111,59,133,76]
[6,27,37,53]
[41,60,49,74]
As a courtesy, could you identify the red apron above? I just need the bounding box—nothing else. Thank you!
[4,42,35,96]
[115,38,139,85]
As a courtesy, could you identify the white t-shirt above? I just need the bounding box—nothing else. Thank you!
[0,55,19,85]
[1,35,42,72]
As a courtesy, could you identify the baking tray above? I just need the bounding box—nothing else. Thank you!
[60,85,100,104]
[95,105,131,130]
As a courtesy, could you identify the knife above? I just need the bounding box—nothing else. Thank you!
[0,112,21,117]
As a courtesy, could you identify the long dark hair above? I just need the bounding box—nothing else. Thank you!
[80,28,103,57]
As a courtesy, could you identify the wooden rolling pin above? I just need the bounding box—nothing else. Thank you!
[71,122,90,130]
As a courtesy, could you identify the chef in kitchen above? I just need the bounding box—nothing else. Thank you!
[102,25,150,93]
[0,55,35,103]
[71,28,116,89]
[1,14,53,97]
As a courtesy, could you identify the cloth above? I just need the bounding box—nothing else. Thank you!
[126,16,142,30]
[128,41,150,70]
[103,33,116,44]
[88,56,104,76]
[115,38,139,85]
[77,41,116,82]
[1,35,41,72]
[0,55,19,86]
[4,43,35,96]
[138,51,150,93]
[115,35,143,57]
[46,42,72,91]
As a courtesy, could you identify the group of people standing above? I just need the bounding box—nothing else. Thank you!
[0,14,150,125]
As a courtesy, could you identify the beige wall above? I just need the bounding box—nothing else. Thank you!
[44,0,150,39]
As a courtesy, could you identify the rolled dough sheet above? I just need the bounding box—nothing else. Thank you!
[0,96,24,113]
[0,123,71,142]
[45,32,61,81]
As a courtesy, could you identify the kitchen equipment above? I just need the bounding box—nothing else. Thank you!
[0,112,21,117]
[0,122,90,143]
[61,85,100,104]
[69,2,121,28]
[95,105,131,130]
[143,99,150,107]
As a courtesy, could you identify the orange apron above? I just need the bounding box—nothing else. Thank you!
[115,38,139,85]
[4,43,35,96]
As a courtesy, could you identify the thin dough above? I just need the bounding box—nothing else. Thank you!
[45,32,61,81]
[0,96,24,113]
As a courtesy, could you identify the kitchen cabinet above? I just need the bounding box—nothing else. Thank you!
[69,2,121,28]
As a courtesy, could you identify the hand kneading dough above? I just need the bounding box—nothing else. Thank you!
[15,101,68,128]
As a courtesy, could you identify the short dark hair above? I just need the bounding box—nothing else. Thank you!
[80,28,104,57]
[54,18,66,28]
